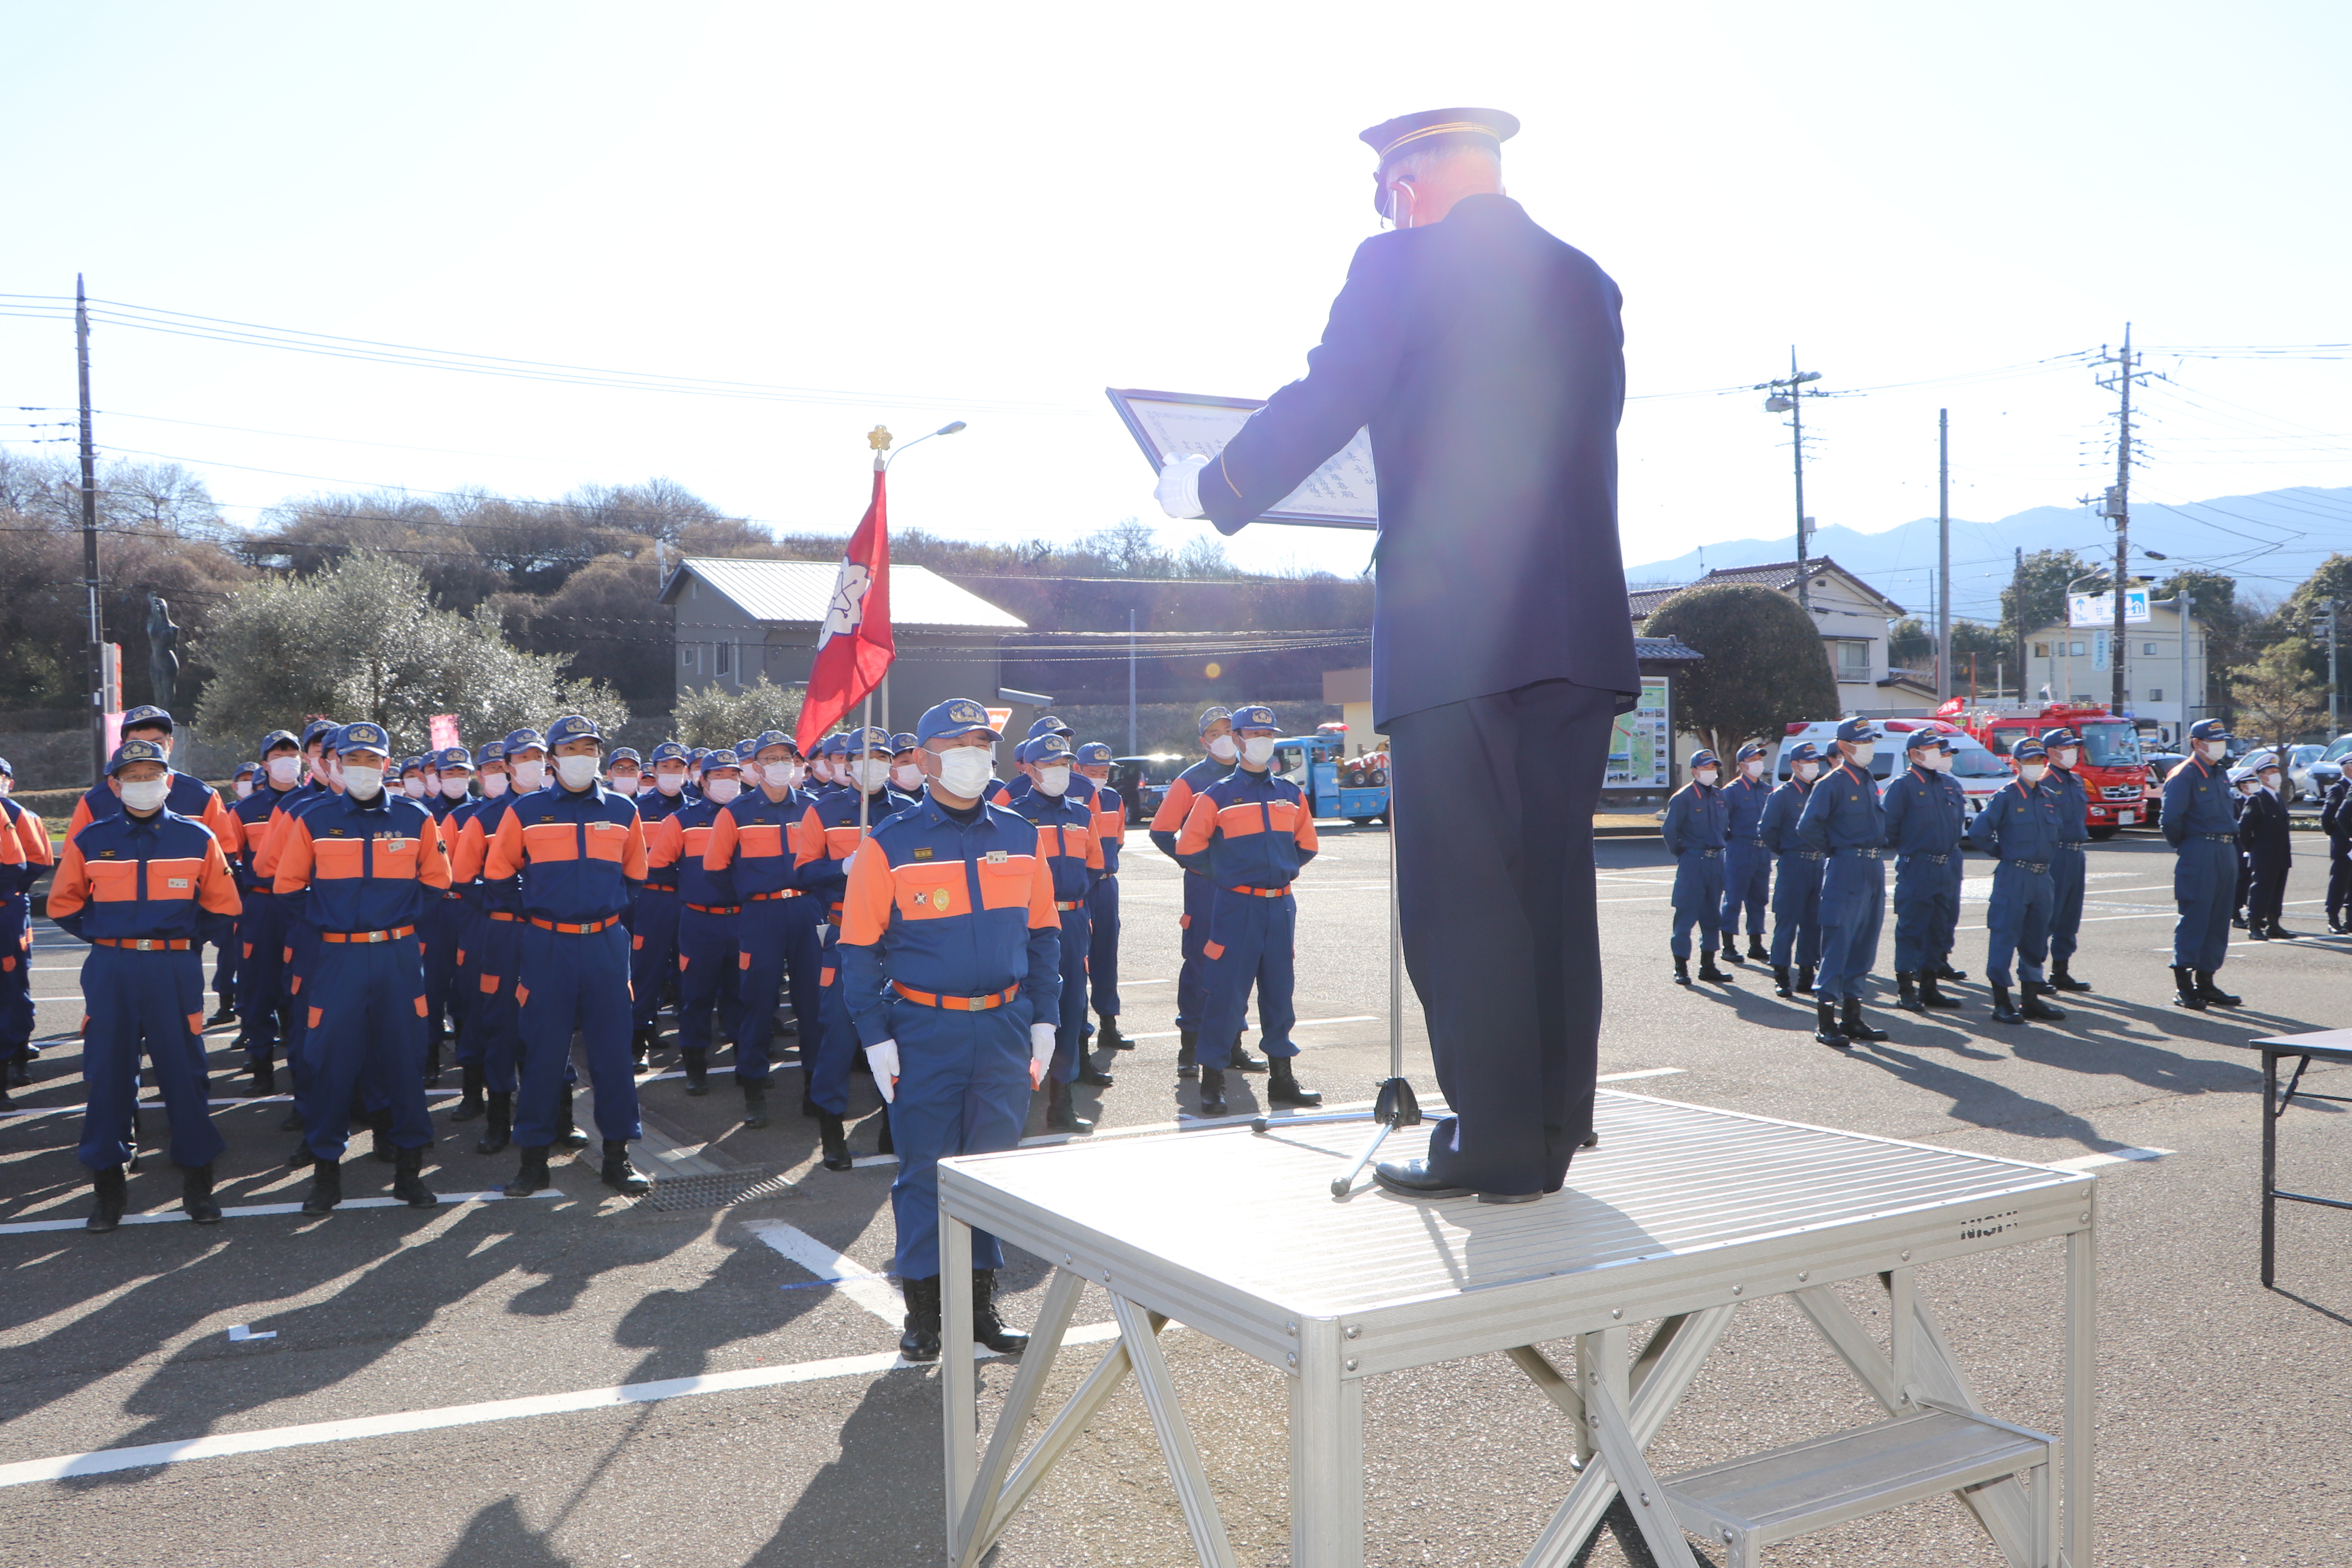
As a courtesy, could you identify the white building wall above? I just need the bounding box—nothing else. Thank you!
[2024,603,2207,746]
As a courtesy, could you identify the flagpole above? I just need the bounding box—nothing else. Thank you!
[861,435,886,841]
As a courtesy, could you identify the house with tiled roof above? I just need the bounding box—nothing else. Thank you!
[1630,557,1930,715]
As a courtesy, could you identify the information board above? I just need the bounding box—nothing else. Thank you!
[1105,387,1378,529]
[2068,588,2150,627]
[1605,677,1671,790]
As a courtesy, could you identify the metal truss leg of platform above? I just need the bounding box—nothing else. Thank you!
[1112,1291,1240,1568]
[1289,1315,1365,1567]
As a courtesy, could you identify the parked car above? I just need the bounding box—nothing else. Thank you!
[2285,743,2328,802]
[1108,754,1190,825]
[2304,733,2352,801]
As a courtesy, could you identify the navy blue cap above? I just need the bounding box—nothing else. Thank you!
[1735,741,1768,762]
[257,728,300,757]
[731,737,759,762]
[1905,729,1946,752]
[889,732,919,754]
[819,733,854,759]
[335,722,391,757]
[1027,716,1072,739]
[233,760,257,778]
[435,746,473,770]
[473,740,507,768]
[1197,705,1233,736]
[2040,727,2082,747]
[747,730,798,758]
[1360,107,1519,214]
[2189,718,2231,743]
[106,737,169,776]
[1688,749,1721,770]
[300,718,339,750]
[648,741,690,766]
[703,746,742,772]
[916,698,1000,746]
[1074,741,1113,765]
[607,747,642,768]
[1230,704,1278,731]
[840,726,892,754]
[1019,734,1075,765]
[119,704,173,733]
[1834,716,1884,743]
[1783,741,1821,763]
[0,756,11,778]
[398,756,424,775]
[545,714,602,747]
[504,727,547,753]
[2011,737,2049,762]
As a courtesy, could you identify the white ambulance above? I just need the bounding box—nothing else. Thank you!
[1770,718,2011,821]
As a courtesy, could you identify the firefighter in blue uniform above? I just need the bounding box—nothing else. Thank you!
[0,757,48,1105]
[1716,741,1774,964]
[488,714,651,1197]
[449,732,560,1156]
[1883,730,1968,1012]
[1148,707,1245,1079]
[1965,737,2067,1026]
[889,733,925,798]
[1006,732,1108,1131]
[1073,740,1129,1050]
[272,723,450,1213]
[2162,718,2243,1010]
[417,743,472,1084]
[837,698,1059,1360]
[2039,726,2095,990]
[1172,704,1323,1120]
[442,740,502,1128]
[2237,754,2295,940]
[227,729,303,1092]
[646,744,742,1093]
[50,739,242,1230]
[1796,717,1892,1047]
[629,741,693,1059]
[703,730,816,1131]
[1763,742,1824,998]
[1663,749,1732,985]
[252,720,351,1145]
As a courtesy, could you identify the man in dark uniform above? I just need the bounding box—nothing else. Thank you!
[1716,741,1774,964]
[1796,717,1892,1048]
[1966,739,2067,1027]
[1159,109,1638,1203]
[1883,730,1968,1013]
[1763,742,1825,998]
[1662,750,1732,986]
[2321,768,2352,933]
[2237,755,2295,940]
[2161,718,2242,1010]
[2038,726,2095,991]
[228,729,303,1093]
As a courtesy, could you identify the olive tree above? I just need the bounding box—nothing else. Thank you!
[1642,583,1841,760]
[672,675,804,750]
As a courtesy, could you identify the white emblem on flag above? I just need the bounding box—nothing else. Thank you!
[818,561,872,651]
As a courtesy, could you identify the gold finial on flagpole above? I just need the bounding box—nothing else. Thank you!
[867,426,894,452]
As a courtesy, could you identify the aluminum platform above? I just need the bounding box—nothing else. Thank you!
[937,1089,2096,1568]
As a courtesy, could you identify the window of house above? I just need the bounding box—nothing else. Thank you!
[681,645,698,672]
[2069,641,2086,658]
[1835,641,1870,679]
[2032,642,2050,659]
[2150,688,2164,703]
[715,641,733,677]
[2142,642,2158,656]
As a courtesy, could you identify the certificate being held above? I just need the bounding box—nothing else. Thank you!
[1105,387,1378,529]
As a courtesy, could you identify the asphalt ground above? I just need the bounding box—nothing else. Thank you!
[3,824,2348,1567]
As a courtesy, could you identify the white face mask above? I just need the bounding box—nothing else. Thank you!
[1035,765,1072,797]
[554,754,599,790]
[761,761,796,790]
[655,771,685,796]
[235,779,254,799]
[2240,780,2262,796]
[119,777,169,814]
[1916,752,1948,772]
[2053,747,2079,769]
[1792,762,1819,782]
[1240,736,1276,767]
[2019,763,2048,784]
[402,778,427,798]
[1847,744,1877,767]
[892,763,923,792]
[704,775,741,803]
[1206,734,1238,763]
[441,776,471,799]
[935,747,995,799]
[2197,740,2227,762]
[510,759,546,791]
[848,759,890,792]
[2261,772,2282,793]
[1741,759,1765,779]
[810,760,834,783]
[1692,768,1719,787]
[609,772,639,795]
[481,772,511,798]
[267,755,302,786]
[342,764,386,801]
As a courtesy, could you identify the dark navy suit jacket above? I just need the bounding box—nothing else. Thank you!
[1197,194,1639,726]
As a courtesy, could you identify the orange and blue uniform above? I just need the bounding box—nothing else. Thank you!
[1080,755,1126,1028]
[446,778,529,1095]
[50,805,241,1172]
[488,774,649,1148]
[1172,764,1318,1071]
[70,767,241,1010]
[1005,757,1103,1084]
[837,791,1063,1279]
[1148,747,1234,1038]
[0,792,54,1067]
[789,774,918,1116]
[646,792,740,1069]
[272,788,451,1161]
[628,753,694,1036]
[228,769,302,1073]
[705,778,824,1089]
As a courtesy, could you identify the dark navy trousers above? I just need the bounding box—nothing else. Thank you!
[77,946,222,1172]
[1769,852,1823,969]
[1892,852,1961,974]
[1815,852,1887,1004]
[2173,837,2238,971]
[302,938,435,1162]
[1670,851,1725,958]
[1087,874,1121,1020]
[1717,841,1770,939]
[1983,862,2054,988]
[883,1002,1030,1278]
[513,922,639,1148]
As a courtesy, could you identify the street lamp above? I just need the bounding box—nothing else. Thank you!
[884,420,967,469]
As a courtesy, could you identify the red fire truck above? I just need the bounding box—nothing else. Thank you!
[1936,698,2152,838]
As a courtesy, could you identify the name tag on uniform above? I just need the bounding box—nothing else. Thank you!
[985,851,1007,864]
[168,878,190,889]
[912,847,932,860]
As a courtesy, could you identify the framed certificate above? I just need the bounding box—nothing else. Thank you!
[1105,387,1378,529]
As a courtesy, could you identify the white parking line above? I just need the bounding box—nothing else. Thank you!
[1597,1067,1686,1082]
[740,1220,903,1325]
[2043,1146,2173,1172]
[1123,1015,1377,1043]
[0,1190,563,1236]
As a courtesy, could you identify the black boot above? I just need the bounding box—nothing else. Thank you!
[86,1165,128,1233]
[369,1109,398,1164]
[392,1145,439,1208]
[1720,939,1746,965]
[474,1092,512,1156]
[2171,966,2209,1010]
[504,1145,552,1197]
[2271,919,2300,940]
[1045,1079,1093,1133]
[1747,934,1769,962]
[874,1109,894,1157]
[181,1162,223,1224]
[245,1060,276,1099]
[556,1085,589,1149]
[898,1275,942,1361]
[286,1136,315,1169]
[1772,965,1792,997]
[1895,972,1926,1013]
[2049,958,2092,992]
[682,1048,710,1096]
[1195,1065,1227,1118]
[741,1079,770,1129]
[2249,919,2271,942]
[1175,1031,1198,1079]
[972,1269,1028,1355]
[423,1035,444,1087]
[1267,1057,1322,1107]
[816,1111,852,1172]
[1229,1041,1266,1072]
[600,1139,650,1195]
[1098,1015,1132,1050]
[208,998,238,1027]
[301,1157,343,1216]
[449,1064,488,1122]
[2020,985,2067,1022]
[1991,982,2023,1025]
[279,1103,305,1132]
[1697,950,1734,984]
[1936,960,1969,982]
[1919,971,1964,1010]
[2196,970,2242,1007]
[1673,957,1692,986]
[1814,1001,1848,1048]
[1076,1060,1115,1087]
[1840,998,1889,1043]
[1796,963,1817,994]
[631,1026,658,1067]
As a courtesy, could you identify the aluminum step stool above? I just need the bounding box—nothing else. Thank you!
[1658,1402,2055,1567]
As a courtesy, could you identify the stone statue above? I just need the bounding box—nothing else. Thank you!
[146,594,180,713]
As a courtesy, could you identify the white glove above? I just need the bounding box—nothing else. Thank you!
[1155,453,1210,520]
[1030,1023,1056,1089]
[865,1040,899,1103]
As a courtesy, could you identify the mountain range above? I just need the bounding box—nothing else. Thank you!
[1623,486,2352,623]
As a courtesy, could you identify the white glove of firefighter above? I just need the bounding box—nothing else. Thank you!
[1155,453,1210,520]
[1030,1023,1057,1088]
[865,1040,899,1103]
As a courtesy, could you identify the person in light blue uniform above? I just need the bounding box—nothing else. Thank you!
[1965,737,2067,1026]
[2161,718,2243,1010]
[1763,742,1825,998]
[1662,749,1732,985]
[1715,740,1775,964]
[1795,716,1892,1047]
[2038,726,2095,992]
[1883,729,1968,1013]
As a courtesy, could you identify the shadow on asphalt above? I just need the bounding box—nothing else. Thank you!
[435,1495,574,1567]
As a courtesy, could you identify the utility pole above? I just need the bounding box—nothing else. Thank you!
[1127,606,1138,754]
[2010,546,2024,706]
[1757,351,1827,610]
[2090,326,2155,716]
[1937,409,1952,700]
[76,275,106,783]
[2317,599,2341,737]
[2178,584,2194,743]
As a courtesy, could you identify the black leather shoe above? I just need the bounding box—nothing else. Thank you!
[816,1111,852,1172]
[448,1064,488,1122]
[682,1049,710,1095]
[1076,1064,1115,1087]
[1796,964,1817,994]
[1372,1158,1537,1203]
[2171,966,2209,1010]
[1697,953,1734,984]
[1046,1079,1093,1132]
[86,1165,128,1233]
[300,1158,343,1216]
[899,1275,943,1361]
[2021,989,2067,1023]
[1229,1043,1266,1073]
[1175,1032,1198,1079]
[1894,972,1926,1013]
[1935,961,1968,982]
[1747,935,1769,963]
[1991,983,2023,1025]
[2049,961,2092,992]
[504,1146,552,1197]
[368,1110,398,1164]
[556,1086,590,1149]
[1266,1059,1321,1106]
[1097,1015,1132,1050]
[741,1080,770,1129]
[1840,999,1890,1043]
[392,1146,439,1208]
[1579,1128,1600,1149]
[181,1163,223,1224]
[972,1269,1028,1355]
[474,1093,512,1156]
[1814,1001,1848,1047]
[207,1002,238,1027]
[1720,942,1746,965]
[1772,965,1792,997]
[1673,957,1692,986]
[1193,1066,1226,1119]
[600,1139,651,1195]
[1919,974,1964,1010]
[2195,971,2242,1007]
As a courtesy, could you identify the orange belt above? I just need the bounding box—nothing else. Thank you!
[488,911,519,922]
[893,981,1018,1011]
[1054,900,1086,911]
[93,936,191,950]
[321,925,416,944]
[530,914,621,934]
[641,882,677,894]
[1229,885,1291,898]
[747,889,802,901]
[443,890,465,900]
[685,903,739,915]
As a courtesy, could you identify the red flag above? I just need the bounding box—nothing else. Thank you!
[795,466,895,753]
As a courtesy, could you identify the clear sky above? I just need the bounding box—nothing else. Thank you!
[4,2,2347,584]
